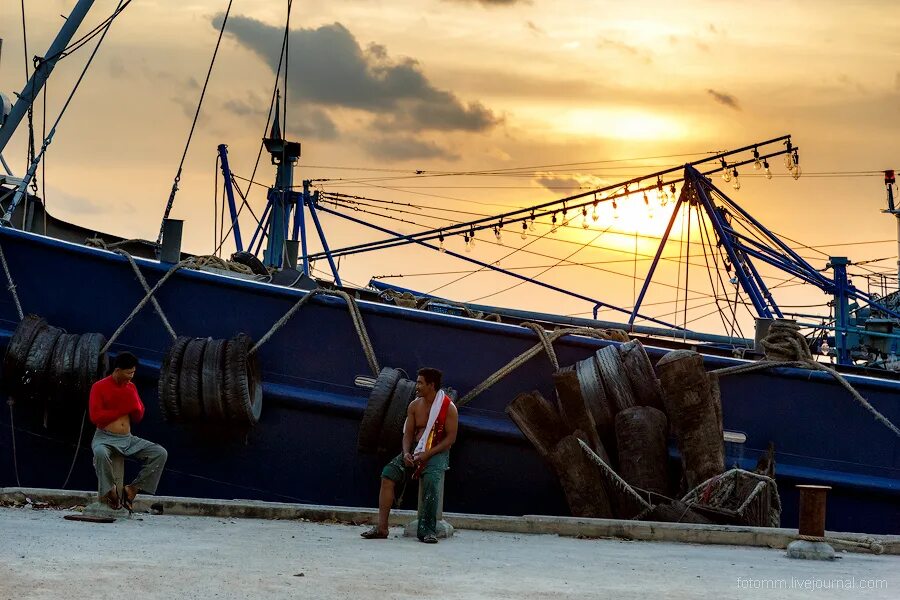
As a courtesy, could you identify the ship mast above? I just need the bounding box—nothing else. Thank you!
[0,0,98,156]
[883,170,899,289]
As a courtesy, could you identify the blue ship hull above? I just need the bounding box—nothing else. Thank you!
[0,226,897,534]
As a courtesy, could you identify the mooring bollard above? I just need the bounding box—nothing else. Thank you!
[84,453,129,519]
[403,470,454,539]
[786,484,834,560]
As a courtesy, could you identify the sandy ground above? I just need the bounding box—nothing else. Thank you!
[0,506,895,600]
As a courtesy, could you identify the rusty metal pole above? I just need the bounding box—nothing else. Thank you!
[796,484,830,537]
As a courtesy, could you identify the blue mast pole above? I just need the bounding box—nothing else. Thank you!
[691,170,772,317]
[217,144,243,252]
[629,194,683,325]
[297,181,310,276]
[307,191,341,285]
[0,0,98,155]
[830,256,852,365]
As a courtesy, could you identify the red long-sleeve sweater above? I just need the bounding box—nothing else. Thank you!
[88,375,144,428]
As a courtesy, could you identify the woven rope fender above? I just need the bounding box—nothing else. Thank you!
[656,349,725,491]
[618,340,666,412]
[615,406,670,497]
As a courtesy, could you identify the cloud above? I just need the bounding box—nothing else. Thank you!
[294,108,339,141]
[706,89,741,110]
[526,21,544,36]
[534,173,605,193]
[361,136,460,161]
[597,37,652,64]
[215,15,499,135]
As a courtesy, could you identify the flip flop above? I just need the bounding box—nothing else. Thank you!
[360,527,388,539]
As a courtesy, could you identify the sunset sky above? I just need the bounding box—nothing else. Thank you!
[1,0,899,335]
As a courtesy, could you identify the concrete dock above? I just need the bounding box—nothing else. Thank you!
[0,491,896,599]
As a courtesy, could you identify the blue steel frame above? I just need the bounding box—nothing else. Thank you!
[622,166,900,366]
[216,144,243,252]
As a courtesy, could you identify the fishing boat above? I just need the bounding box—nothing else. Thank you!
[0,1,897,535]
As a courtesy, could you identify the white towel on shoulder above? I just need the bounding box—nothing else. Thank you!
[414,389,447,455]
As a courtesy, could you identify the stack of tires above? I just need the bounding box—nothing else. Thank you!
[2,314,108,424]
[158,333,262,426]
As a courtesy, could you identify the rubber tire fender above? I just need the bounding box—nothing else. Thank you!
[201,338,227,421]
[179,338,209,421]
[78,333,108,409]
[49,333,78,412]
[158,336,191,422]
[378,378,417,455]
[230,251,268,276]
[358,367,403,453]
[595,344,636,414]
[223,333,263,425]
[22,325,63,399]
[2,314,47,396]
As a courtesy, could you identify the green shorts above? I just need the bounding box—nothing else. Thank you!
[381,450,449,483]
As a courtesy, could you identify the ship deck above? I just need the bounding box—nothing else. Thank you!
[1,492,896,599]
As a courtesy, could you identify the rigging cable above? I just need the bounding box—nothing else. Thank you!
[466,225,615,304]
[6,0,126,226]
[158,0,234,245]
[212,13,290,256]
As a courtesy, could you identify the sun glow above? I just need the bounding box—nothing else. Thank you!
[558,108,687,141]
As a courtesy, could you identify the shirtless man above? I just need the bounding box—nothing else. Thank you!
[361,367,458,543]
[89,352,167,511]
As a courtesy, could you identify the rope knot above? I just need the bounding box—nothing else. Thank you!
[761,320,813,362]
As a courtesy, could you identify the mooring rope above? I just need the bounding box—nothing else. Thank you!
[250,288,380,377]
[796,534,885,554]
[101,258,194,354]
[458,323,622,407]
[0,242,24,320]
[577,438,652,510]
[712,321,900,439]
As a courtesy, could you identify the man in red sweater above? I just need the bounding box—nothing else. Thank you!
[89,352,167,510]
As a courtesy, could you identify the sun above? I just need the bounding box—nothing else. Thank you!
[558,108,687,141]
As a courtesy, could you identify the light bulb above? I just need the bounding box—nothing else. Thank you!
[529,216,536,231]
[732,168,740,190]
[439,235,445,253]
[464,234,471,252]
[562,212,570,226]
[658,190,667,207]
[785,153,794,170]
[612,199,619,219]
[581,206,589,228]
[494,226,501,241]
[791,164,802,180]
[753,152,762,171]
[763,160,772,180]
[470,231,476,247]
[721,159,731,182]
[591,203,599,222]
[551,213,558,233]
[520,222,527,240]
[669,183,676,202]
[643,191,649,206]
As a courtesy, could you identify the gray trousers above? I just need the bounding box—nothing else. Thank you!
[91,429,168,495]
